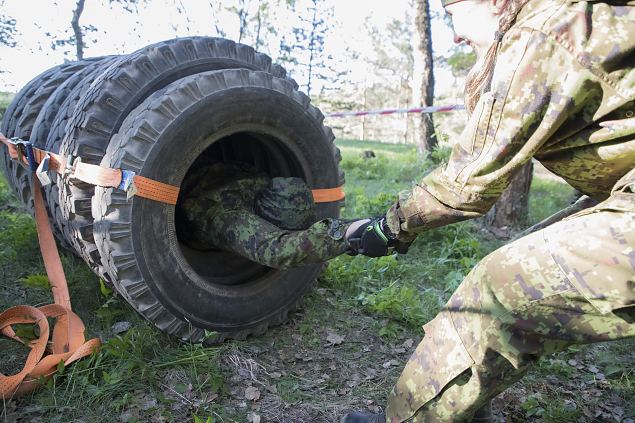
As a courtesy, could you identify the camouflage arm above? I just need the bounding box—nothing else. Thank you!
[386,26,611,236]
[206,210,350,269]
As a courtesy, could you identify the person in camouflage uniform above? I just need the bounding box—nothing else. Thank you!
[179,163,350,269]
[341,0,635,421]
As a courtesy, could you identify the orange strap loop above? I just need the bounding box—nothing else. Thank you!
[312,186,346,203]
[0,134,344,205]
[0,153,101,399]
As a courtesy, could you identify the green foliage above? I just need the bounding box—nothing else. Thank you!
[322,140,490,333]
[536,358,575,378]
[0,211,41,277]
[543,401,583,422]
[98,278,112,297]
[340,155,391,180]
[444,48,477,78]
[34,324,226,419]
[21,274,50,289]
[521,394,545,418]
[428,145,452,165]
[521,394,583,422]
[357,283,441,329]
[0,14,18,48]
[278,0,336,97]
[276,375,307,402]
[344,188,395,217]
[0,92,14,120]
[528,177,576,225]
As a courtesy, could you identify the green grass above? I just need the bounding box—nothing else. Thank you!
[528,177,576,223]
[327,140,491,334]
[0,175,231,422]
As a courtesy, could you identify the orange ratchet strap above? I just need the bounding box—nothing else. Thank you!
[0,134,180,205]
[0,134,344,205]
[0,168,101,399]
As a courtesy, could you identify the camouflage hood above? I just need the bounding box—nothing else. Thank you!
[255,177,317,230]
[180,162,317,233]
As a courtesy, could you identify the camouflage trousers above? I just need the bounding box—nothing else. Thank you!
[386,172,635,422]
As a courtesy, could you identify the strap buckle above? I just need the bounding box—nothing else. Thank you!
[14,139,38,172]
[117,169,138,200]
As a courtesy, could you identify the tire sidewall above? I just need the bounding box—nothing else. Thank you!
[131,85,340,330]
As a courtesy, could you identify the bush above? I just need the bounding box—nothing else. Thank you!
[0,92,14,122]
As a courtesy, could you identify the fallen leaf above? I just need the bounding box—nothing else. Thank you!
[403,339,414,349]
[248,412,261,423]
[244,386,261,401]
[563,400,576,411]
[111,321,131,334]
[368,404,381,413]
[326,333,345,345]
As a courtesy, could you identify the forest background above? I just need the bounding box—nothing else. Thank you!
[0,0,474,146]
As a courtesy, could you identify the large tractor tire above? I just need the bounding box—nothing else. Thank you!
[0,62,80,190]
[38,56,121,257]
[93,69,343,342]
[59,36,298,280]
[12,57,112,216]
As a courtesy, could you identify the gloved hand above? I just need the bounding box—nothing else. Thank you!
[345,216,412,257]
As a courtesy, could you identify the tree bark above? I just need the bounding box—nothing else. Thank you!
[416,0,435,154]
[484,161,534,238]
[255,1,263,49]
[71,0,86,60]
[238,0,248,43]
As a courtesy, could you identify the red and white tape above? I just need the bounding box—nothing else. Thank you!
[327,104,464,118]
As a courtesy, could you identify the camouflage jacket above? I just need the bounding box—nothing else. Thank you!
[181,167,349,269]
[387,0,635,237]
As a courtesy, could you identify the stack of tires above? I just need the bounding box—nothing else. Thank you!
[1,37,344,343]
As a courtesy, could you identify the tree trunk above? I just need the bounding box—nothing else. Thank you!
[255,1,263,49]
[484,161,534,238]
[71,0,86,60]
[416,0,435,154]
[238,0,248,43]
[362,86,368,140]
[306,1,318,98]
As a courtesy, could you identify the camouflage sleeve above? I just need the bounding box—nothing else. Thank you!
[208,210,350,269]
[386,26,605,236]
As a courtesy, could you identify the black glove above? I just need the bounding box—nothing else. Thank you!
[345,216,400,257]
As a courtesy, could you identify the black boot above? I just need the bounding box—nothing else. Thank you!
[469,401,493,422]
[340,412,386,423]
[340,401,491,423]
